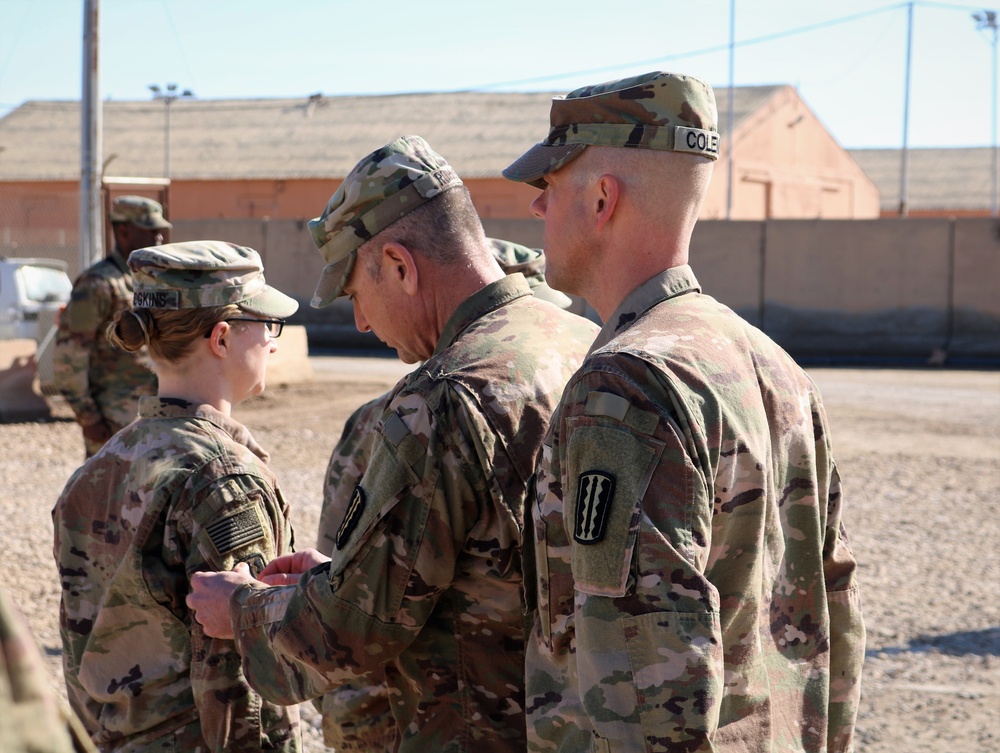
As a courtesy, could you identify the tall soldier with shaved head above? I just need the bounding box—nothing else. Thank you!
[187,136,599,752]
[503,71,866,752]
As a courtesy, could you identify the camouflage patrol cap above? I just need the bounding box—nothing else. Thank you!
[129,240,298,317]
[503,71,719,188]
[488,238,573,309]
[308,135,464,308]
[109,195,172,229]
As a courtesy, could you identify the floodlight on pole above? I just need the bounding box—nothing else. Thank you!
[973,10,998,217]
[148,83,194,179]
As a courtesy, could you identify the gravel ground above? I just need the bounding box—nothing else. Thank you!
[2,360,997,752]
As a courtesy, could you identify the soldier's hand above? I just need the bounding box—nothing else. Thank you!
[187,563,254,639]
[259,548,331,585]
[82,420,113,444]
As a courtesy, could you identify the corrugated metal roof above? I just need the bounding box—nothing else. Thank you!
[0,87,782,182]
[849,147,996,212]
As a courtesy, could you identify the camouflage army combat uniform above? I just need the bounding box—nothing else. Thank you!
[53,398,300,752]
[0,585,96,753]
[54,247,157,457]
[231,274,598,752]
[524,266,866,752]
[312,239,575,752]
[314,392,395,752]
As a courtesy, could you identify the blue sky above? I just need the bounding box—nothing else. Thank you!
[0,0,996,148]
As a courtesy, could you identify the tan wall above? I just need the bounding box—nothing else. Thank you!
[689,221,765,326]
[170,178,336,221]
[4,212,997,362]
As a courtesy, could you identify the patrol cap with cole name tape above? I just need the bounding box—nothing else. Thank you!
[503,70,719,189]
[128,240,299,317]
[307,135,464,308]
[110,195,172,230]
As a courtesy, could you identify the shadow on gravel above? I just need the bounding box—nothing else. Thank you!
[866,627,1000,658]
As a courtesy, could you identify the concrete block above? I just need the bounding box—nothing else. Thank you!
[0,339,52,421]
[266,325,314,386]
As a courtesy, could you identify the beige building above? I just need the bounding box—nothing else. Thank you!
[849,146,998,217]
[0,85,880,259]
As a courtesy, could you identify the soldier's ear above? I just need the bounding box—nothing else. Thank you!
[382,242,418,296]
[206,321,230,358]
[594,174,620,231]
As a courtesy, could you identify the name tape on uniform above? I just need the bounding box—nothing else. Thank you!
[134,290,181,309]
[674,126,720,159]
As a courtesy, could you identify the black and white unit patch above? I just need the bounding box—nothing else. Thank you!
[574,471,616,544]
[336,485,367,550]
[206,508,265,556]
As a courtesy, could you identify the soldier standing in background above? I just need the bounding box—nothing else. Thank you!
[53,241,301,752]
[503,70,866,752]
[54,195,166,458]
[312,238,578,752]
[187,136,599,753]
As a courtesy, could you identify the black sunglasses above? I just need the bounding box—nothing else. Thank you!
[204,318,285,338]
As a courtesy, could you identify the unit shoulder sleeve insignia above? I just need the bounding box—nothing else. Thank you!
[574,471,616,544]
[336,485,367,550]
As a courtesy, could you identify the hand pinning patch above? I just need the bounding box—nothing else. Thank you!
[337,485,366,550]
[574,471,616,544]
[206,508,265,556]
[238,553,266,578]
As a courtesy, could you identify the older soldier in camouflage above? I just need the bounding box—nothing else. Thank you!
[312,238,578,752]
[54,196,167,458]
[0,585,97,753]
[52,241,301,752]
[504,71,866,752]
[187,136,599,753]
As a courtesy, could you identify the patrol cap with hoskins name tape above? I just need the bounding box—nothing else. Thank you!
[503,70,719,189]
[307,135,464,308]
[129,240,298,317]
[109,195,172,230]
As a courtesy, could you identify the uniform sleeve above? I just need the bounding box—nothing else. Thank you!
[232,387,484,705]
[556,365,725,751]
[181,473,299,753]
[316,395,388,554]
[53,275,110,427]
[1,586,98,753]
[315,395,396,750]
[818,437,865,752]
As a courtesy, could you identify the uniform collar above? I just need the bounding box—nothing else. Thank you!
[108,247,131,274]
[432,274,532,358]
[590,264,702,352]
[136,396,270,463]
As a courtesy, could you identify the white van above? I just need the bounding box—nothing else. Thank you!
[0,257,73,389]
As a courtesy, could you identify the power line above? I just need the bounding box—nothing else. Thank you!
[464,3,909,91]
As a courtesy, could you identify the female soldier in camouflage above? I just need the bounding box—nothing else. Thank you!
[52,241,301,753]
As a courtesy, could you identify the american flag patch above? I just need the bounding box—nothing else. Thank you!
[206,508,265,555]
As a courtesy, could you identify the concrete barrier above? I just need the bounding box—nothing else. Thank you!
[691,220,765,327]
[26,216,994,362]
[951,218,1000,360]
[0,339,51,421]
[762,219,953,359]
[265,325,314,386]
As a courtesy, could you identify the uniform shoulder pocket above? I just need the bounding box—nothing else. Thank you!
[196,487,276,577]
[565,411,664,597]
[328,411,426,578]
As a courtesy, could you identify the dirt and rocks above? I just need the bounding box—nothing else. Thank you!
[2,358,997,752]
